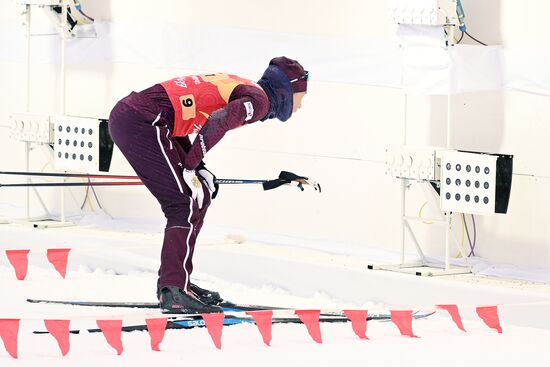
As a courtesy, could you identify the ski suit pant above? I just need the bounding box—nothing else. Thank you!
[108,92,210,292]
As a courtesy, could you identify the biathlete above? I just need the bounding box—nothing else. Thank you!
[108,56,308,313]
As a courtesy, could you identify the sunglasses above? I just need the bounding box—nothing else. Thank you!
[290,70,309,83]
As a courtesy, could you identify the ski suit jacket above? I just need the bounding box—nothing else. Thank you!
[139,73,270,170]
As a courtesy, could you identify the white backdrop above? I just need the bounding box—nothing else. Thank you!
[0,0,549,268]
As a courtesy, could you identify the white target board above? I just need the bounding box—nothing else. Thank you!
[53,115,101,173]
[440,151,498,215]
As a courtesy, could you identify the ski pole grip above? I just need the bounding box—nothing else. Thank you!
[278,171,307,181]
[262,178,289,191]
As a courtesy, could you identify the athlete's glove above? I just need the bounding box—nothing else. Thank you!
[197,165,219,199]
[182,168,205,209]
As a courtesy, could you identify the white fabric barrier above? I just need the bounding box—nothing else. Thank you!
[0,20,548,96]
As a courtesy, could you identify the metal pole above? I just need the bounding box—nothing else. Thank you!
[446,93,452,148]
[26,143,30,219]
[25,5,31,219]
[400,93,408,264]
[61,178,66,222]
[60,1,67,115]
[60,1,67,223]
[25,5,31,112]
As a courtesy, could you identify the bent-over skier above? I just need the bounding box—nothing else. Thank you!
[108,57,308,313]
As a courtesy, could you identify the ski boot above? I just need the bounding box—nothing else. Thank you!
[159,286,222,314]
[190,282,223,306]
[157,279,223,305]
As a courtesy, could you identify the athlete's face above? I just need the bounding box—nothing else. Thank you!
[292,92,306,113]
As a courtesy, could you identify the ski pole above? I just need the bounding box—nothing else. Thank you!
[0,171,321,192]
[215,179,270,185]
[0,172,273,185]
[0,171,282,183]
[0,170,138,180]
[0,181,143,188]
[0,179,291,190]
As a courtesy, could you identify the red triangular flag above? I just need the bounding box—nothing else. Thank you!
[146,318,168,351]
[5,250,30,280]
[390,310,419,338]
[201,313,224,349]
[245,310,273,346]
[44,320,71,356]
[437,304,466,331]
[96,320,123,355]
[295,310,322,343]
[0,319,19,359]
[343,310,369,340]
[46,248,71,279]
[476,306,503,333]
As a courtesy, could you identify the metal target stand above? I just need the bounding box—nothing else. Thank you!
[12,0,96,228]
[367,18,472,277]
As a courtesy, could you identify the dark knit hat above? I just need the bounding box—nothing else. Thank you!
[269,56,308,93]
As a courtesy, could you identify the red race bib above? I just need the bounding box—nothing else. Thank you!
[160,73,261,136]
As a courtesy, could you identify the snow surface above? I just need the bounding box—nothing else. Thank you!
[2,211,550,366]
